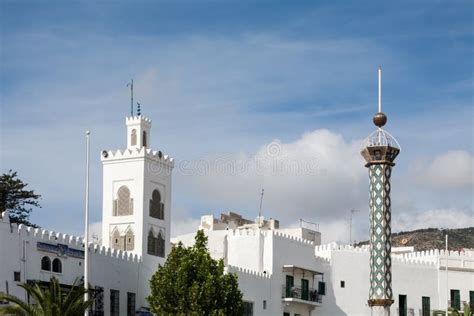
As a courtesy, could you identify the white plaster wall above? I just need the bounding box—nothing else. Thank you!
[0,219,144,316]
[101,156,146,254]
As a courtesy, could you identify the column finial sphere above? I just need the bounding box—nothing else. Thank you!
[373,112,387,128]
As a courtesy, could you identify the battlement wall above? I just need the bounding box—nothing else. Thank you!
[226,265,272,279]
[101,147,174,168]
[1,211,141,263]
[272,230,315,247]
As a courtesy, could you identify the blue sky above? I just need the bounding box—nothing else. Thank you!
[1,1,472,242]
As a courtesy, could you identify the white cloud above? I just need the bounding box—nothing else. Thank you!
[180,129,368,226]
[422,150,473,189]
[171,218,200,238]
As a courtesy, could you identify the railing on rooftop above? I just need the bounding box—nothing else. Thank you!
[281,285,322,304]
[300,219,319,232]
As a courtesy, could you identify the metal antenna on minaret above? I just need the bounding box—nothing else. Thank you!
[378,66,382,113]
[258,188,265,226]
[127,79,134,116]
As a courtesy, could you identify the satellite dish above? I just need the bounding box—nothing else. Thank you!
[102,150,109,158]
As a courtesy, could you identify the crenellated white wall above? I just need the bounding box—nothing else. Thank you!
[0,212,145,315]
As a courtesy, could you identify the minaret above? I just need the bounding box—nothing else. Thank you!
[361,66,400,316]
[100,113,174,261]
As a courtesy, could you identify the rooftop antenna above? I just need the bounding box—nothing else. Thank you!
[258,188,264,227]
[349,209,360,245]
[126,79,134,116]
[136,102,141,116]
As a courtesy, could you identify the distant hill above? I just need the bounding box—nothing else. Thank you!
[356,227,474,251]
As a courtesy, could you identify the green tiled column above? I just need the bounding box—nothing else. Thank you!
[368,164,393,309]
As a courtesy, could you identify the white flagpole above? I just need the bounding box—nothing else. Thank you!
[446,234,449,316]
[84,131,90,315]
[378,65,382,113]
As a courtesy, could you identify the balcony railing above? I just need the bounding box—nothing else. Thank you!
[281,285,322,304]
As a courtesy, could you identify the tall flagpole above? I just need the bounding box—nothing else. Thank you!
[84,131,90,315]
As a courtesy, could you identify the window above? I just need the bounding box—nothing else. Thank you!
[147,228,165,257]
[283,313,290,316]
[399,295,407,316]
[470,291,474,311]
[147,230,155,255]
[149,190,164,219]
[422,296,430,316]
[41,256,51,271]
[111,228,124,251]
[450,289,461,311]
[125,228,135,251]
[340,280,345,288]
[131,129,137,146]
[263,300,266,310]
[318,281,326,295]
[52,258,62,273]
[242,301,253,316]
[301,279,309,300]
[113,186,133,216]
[156,231,165,257]
[110,289,120,316]
[92,286,104,316]
[142,131,147,147]
[285,275,294,298]
[13,271,20,282]
[127,292,136,316]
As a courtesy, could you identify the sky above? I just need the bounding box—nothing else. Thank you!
[1,1,473,244]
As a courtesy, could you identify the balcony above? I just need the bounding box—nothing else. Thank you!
[281,264,324,307]
[282,285,322,306]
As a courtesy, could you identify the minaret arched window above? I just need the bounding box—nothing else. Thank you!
[147,228,165,258]
[131,129,137,146]
[41,256,51,271]
[125,227,135,251]
[156,231,165,258]
[52,258,62,273]
[147,229,155,255]
[149,189,164,220]
[111,228,123,251]
[142,131,147,147]
[113,186,133,216]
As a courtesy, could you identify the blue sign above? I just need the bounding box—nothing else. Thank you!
[37,242,84,259]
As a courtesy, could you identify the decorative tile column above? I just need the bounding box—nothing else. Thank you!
[361,67,400,316]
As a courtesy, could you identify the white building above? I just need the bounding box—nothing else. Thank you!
[173,213,474,316]
[1,114,473,316]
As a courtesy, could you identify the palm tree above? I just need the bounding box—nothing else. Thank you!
[0,276,94,316]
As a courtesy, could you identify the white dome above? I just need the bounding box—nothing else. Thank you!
[363,128,401,150]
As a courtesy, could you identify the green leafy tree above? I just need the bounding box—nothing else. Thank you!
[0,276,94,316]
[148,230,244,315]
[0,170,41,226]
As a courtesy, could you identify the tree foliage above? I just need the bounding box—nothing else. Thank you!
[0,170,41,226]
[0,276,94,316]
[148,230,244,315]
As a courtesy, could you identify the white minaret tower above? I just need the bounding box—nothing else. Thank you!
[100,114,174,262]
